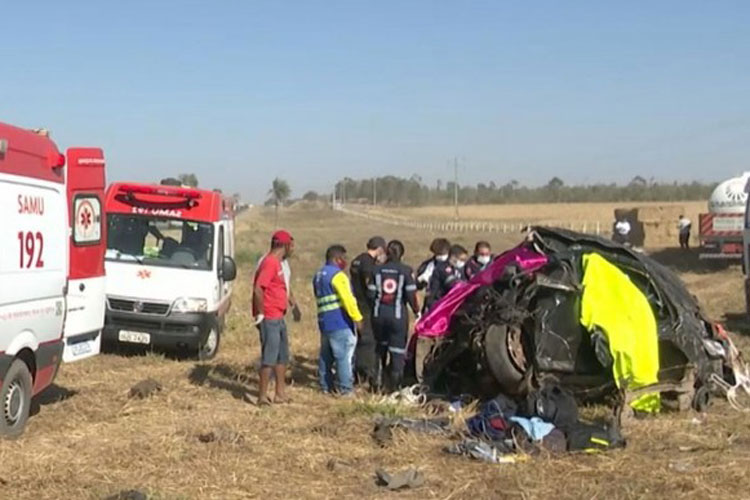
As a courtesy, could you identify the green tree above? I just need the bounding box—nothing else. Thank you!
[160,177,181,186]
[178,173,199,187]
[267,177,291,226]
[302,190,319,202]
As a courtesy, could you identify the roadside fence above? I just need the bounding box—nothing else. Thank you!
[334,205,604,236]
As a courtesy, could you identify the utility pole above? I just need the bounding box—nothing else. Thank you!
[453,157,459,220]
[373,177,377,206]
[342,178,346,206]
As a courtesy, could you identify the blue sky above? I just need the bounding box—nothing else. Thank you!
[2,1,749,201]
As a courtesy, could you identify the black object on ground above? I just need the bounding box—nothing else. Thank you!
[128,378,162,399]
[104,490,148,500]
[372,416,451,446]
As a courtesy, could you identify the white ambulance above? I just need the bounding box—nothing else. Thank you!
[0,121,106,438]
[103,183,236,359]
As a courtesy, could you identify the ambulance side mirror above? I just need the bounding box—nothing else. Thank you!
[221,256,237,282]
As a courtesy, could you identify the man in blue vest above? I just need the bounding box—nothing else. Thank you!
[313,244,364,396]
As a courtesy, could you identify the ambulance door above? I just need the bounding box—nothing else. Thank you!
[63,148,106,362]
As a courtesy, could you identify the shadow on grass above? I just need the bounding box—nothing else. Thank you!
[188,363,257,402]
[648,247,739,274]
[722,312,750,337]
[31,384,79,417]
[290,354,320,389]
[102,341,195,361]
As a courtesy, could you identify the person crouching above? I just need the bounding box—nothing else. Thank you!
[313,245,364,396]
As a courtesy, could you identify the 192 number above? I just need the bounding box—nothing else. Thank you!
[17,231,44,269]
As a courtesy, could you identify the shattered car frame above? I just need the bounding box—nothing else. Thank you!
[420,227,731,410]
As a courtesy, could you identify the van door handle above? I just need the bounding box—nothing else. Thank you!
[79,283,86,292]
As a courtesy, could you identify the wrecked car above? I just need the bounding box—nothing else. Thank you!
[415,227,740,412]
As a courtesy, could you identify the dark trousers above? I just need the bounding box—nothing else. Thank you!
[354,309,378,386]
[372,315,409,392]
[679,232,690,249]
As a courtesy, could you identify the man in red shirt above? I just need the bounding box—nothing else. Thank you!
[253,230,295,405]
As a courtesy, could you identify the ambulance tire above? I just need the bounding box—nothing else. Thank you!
[0,359,33,439]
[198,320,221,361]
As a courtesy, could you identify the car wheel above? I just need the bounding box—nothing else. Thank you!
[691,385,711,413]
[0,359,33,439]
[198,324,221,361]
[484,323,526,394]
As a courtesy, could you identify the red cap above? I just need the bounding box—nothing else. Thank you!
[272,230,293,244]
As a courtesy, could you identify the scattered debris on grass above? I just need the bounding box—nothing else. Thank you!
[128,379,162,399]
[375,468,425,490]
[104,490,148,500]
[196,427,245,445]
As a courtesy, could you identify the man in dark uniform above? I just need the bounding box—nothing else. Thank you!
[424,244,468,312]
[417,238,451,313]
[349,236,386,388]
[368,240,420,392]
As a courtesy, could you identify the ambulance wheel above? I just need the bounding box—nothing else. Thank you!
[1,359,33,439]
[198,323,221,361]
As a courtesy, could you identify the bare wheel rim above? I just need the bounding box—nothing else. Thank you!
[3,380,24,425]
[507,325,527,372]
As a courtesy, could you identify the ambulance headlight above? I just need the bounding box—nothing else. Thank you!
[172,297,208,313]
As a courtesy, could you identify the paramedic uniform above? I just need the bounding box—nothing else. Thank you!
[368,262,418,390]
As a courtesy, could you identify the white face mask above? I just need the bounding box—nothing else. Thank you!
[477,255,491,265]
[435,254,449,262]
[455,260,466,269]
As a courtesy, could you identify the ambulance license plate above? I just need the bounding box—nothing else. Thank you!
[71,341,93,356]
[119,330,151,344]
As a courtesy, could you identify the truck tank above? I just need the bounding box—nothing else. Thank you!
[708,173,750,215]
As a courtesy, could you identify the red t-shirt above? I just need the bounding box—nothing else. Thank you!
[253,253,288,319]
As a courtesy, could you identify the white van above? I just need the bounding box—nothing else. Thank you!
[0,122,107,438]
[103,183,236,359]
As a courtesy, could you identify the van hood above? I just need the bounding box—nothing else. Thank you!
[105,260,219,303]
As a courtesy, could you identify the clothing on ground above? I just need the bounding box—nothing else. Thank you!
[580,252,660,412]
[509,416,556,441]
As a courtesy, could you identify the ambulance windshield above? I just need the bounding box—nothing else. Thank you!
[106,214,214,271]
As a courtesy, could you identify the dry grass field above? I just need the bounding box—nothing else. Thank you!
[1,206,749,499]
[371,201,706,226]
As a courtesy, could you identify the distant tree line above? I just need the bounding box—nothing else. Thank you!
[330,175,717,206]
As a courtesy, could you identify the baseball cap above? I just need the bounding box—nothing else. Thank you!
[367,236,386,250]
[272,230,293,245]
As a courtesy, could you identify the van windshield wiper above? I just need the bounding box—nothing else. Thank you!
[115,251,145,265]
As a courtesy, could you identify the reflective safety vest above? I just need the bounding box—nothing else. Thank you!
[313,263,352,333]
